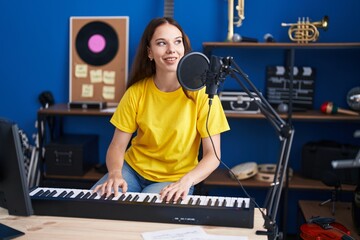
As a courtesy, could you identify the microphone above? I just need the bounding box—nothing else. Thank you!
[177,52,228,101]
[177,52,209,91]
[332,159,360,169]
[205,55,223,99]
[232,33,258,42]
[264,33,275,42]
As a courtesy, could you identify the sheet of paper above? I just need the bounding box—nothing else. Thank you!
[142,226,206,240]
[141,226,248,240]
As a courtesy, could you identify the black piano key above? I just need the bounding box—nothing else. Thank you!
[176,198,182,204]
[207,198,212,206]
[150,196,157,203]
[65,191,74,198]
[214,199,219,207]
[107,194,115,200]
[48,190,57,197]
[42,190,51,197]
[132,195,139,202]
[89,192,97,199]
[58,191,68,198]
[118,194,126,201]
[82,192,91,199]
[75,192,85,199]
[222,199,227,207]
[34,189,44,197]
[100,194,107,200]
[143,195,150,202]
[195,198,201,205]
[233,200,238,208]
[124,194,132,201]
[188,198,193,205]
[241,200,246,208]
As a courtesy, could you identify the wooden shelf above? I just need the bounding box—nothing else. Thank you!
[202,168,356,192]
[203,42,360,51]
[39,104,360,122]
[225,110,360,122]
[38,103,114,117]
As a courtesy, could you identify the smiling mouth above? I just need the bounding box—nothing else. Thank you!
[164,57,177,63]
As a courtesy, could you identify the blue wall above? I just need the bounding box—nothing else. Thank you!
[1,0,360,235]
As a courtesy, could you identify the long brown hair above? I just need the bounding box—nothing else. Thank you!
[126,17,192,89]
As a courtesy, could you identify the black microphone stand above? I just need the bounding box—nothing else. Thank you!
[214,56,295,240]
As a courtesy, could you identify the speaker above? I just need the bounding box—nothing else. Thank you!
[69,17,129,107]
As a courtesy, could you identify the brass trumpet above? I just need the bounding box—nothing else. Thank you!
[281,16,329,43]
[226,0,245,42]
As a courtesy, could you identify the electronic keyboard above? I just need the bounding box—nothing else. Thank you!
[30,187,254,228]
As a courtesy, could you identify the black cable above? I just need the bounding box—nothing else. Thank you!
[205,99,267,220]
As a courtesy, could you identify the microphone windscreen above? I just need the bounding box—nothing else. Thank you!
[177,52,209,91]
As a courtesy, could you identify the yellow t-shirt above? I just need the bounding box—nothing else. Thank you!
[110,77,230,182]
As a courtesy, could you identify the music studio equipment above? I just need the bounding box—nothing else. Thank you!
[232,33,258,43]
[300,216,355,240]
[220,91,261,113]
[319,171,341,215]
[281,16,329,43]
[44,134,98,176]
[256,164,293,183]
[226,0,244,42]
[177,52,295,239]
[264,33,276,43]
[347,87,360,111]
[29,187,254,228]
[320,101,360,116]
[230,162,258,180]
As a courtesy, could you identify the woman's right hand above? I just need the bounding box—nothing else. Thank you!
[93,170,128,197]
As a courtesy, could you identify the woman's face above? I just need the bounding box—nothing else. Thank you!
[148,23,185,74]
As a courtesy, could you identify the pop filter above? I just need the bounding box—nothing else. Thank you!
[177,52,209,91]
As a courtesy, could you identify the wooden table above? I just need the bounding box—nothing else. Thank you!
[298,200,359,239]
[0,207,267,240]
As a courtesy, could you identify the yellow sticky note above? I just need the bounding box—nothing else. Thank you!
[102,86,115,100]
[75,64,88,78]
[103,71,116,85]
[90,69,102,83]
[82,84,94,97]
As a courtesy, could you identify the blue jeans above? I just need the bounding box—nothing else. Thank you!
[92,161,194,195]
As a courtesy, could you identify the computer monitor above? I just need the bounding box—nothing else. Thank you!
[0,118,33,216]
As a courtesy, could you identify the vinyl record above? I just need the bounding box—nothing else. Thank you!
[75,21,119,66]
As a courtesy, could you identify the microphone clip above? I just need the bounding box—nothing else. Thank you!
[205,56,231,98]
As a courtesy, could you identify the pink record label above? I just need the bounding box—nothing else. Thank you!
[88,34,106,53]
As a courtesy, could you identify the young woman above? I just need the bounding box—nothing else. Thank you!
[93,17,229,202]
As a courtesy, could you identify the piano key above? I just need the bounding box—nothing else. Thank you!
[65,191,74,198]
[82,192,91,199]
[75,192,85,199]
[132,194,139,202]
[124,194,133,201]
[58,191,68,198]
[107,194,115,200]
[143,195,150,202]
[89,192,98,199]
[33,189,44,197]
[48,190,57,197]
